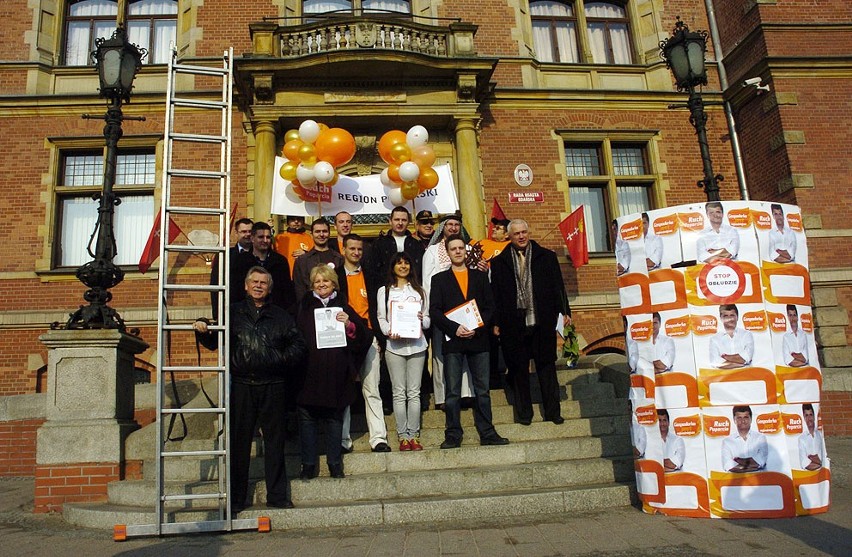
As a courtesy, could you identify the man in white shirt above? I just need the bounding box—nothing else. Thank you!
[630,402,647,458]
[782,304,809,367]
[612,219,631,275]
[767,203,796,263]
[696,201,740,263]
[651,312,675,373]
[710,304,754,369]
[642,213,663,270]
[658,409,685,471]
[797,403,825,470]
[721,405,768,472]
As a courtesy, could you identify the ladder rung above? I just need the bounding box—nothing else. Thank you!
[172,98,228,110]
[173,63,230,76]
[166,244,226,253]
[163,284,226,292]
[170,132,229,144]
[162,449,227,458]
[161,408,226,415]
[162,365,226,372]
[162,493,225,502]
[169,169,228,179]
[162,324,225,332]
[124,519,263,537]
[166,206,227,215]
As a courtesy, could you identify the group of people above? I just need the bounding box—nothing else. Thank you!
[195,207,571,512]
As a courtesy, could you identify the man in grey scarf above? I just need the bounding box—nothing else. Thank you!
[490,219,571,425]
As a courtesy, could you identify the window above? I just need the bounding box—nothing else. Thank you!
[64,0,177,66]
[55,150,155,268]
[530,0,633,65]
[303,0,411,16]
[565,140,654,252]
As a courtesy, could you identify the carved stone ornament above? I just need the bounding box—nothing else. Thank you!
[253,74,274,104]
[355,23,378,48]
[457,74,477,102]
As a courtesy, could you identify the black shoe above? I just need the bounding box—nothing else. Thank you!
[480,435,510,446]
[517,418,532,426]
[341,445,353,454]
[230,504,246,515]
[435,404,445,411]
[549,416,565,425]
[440,438,461,449]
[383,406,393,416]
[299,464,317,480]
[371,442,392,453]
[268,500,294,509]
[329,465,345,479]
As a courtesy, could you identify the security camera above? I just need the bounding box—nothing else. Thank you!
[743,77,762,87]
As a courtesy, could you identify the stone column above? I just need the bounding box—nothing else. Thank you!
[35,329,148,512]
[253,120,277,223]
[454,118,485,239]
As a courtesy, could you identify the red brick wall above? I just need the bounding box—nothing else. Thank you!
[820,391,852,437]
[34,463,121,513]
[0,418,43,477]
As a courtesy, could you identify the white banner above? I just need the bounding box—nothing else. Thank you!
[271,158,460,217]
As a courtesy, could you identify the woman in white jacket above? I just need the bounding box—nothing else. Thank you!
[377,252,430,451]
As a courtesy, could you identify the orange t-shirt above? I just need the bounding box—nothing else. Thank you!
[345,271,370,326]
[452,267,468,299]
[274,231,314,277]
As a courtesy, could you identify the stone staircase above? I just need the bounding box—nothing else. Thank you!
[63,355,636,531]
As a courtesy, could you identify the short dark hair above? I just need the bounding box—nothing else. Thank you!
[443,233,465,251]
[657,409,669,419]
[311,218,330,232]
[719,304,738,316]
[706,201,723,213]
[771,203,783,214]
[786,304,798,315]
[342,233,363,248]
[652,311,661,322]
[732,405,752,417]
[390,206,410,220]
[802,403,814,414]
[251,221,272,234]
[234,217,253,230]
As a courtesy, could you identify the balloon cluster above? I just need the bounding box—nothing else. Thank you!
[279,120,356,201]
[378,126,439,206]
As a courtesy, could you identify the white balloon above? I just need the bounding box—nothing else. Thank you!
[380,168,396,187]
[406,125,428,148]
[296,163,317,186]
[387,187,405,206]
[398,161,420,182]
[314,161,335,183]
[299,120,321,144]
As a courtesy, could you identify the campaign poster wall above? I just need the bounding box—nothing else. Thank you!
[618,202,830,519]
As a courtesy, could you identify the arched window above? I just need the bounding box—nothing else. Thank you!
[63,0,178,66]
[530,1,579,63]
[303,0,410,16]
[585,2,632,64]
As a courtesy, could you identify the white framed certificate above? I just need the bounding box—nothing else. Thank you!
[390,301,422,339]
[444,299,484,331]
[314,307,346,349]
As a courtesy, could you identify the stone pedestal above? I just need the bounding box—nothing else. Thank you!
[35,329,148,512]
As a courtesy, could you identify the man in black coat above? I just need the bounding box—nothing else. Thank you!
[194,266,307,513]
[209,217,253,320]
[430,234,508,449]
[490,218,571,425]
[231,221,296,312]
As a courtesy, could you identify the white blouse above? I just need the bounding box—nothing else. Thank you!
[376,284,430,356]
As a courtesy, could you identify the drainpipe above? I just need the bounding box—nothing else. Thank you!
[704,0,750,200]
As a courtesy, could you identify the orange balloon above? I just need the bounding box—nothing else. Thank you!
[417,167,439,190]
[315,128,356,167]
[387,163,401,183]
[283,139,304,161]
[279,161,298,181]
[411,144,436,168]
[378,130,407,164]
[389,142,412,164]
[284,129,300,143]
[401,181,419,200]
[298,143,317,164]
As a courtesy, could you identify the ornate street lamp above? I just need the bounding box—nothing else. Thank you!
[660,17,723,202]
[65,26,146,330]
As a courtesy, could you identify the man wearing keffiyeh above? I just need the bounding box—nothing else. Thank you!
[490,219,572,425]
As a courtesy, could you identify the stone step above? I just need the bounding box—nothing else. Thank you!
[64,481,635,531]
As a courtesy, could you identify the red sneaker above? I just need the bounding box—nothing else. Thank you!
[399,439,411,451]
[409,438,423,451]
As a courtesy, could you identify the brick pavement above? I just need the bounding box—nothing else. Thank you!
[0,438,849,557]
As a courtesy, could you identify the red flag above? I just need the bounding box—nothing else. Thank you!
[558,206,588,269]
[228,202,238,229]
[138,209,183,273]
[488,198,508,239]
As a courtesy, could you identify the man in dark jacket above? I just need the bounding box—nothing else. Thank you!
[194,266,307,513]
[430,235,508,449]
[232,221,296,311]
[490,218,571,426]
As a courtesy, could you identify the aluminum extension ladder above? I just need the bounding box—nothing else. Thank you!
[116,47,268,539]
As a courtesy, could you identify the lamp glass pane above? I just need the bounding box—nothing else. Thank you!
[101,49,121,87]
[687,41,706,77]
[668,45,689,84]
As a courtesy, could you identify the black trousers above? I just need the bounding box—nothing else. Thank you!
[502,326,562,422]
[230,381,290,508]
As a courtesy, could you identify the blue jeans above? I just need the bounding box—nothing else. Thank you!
[443,351,497,442]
